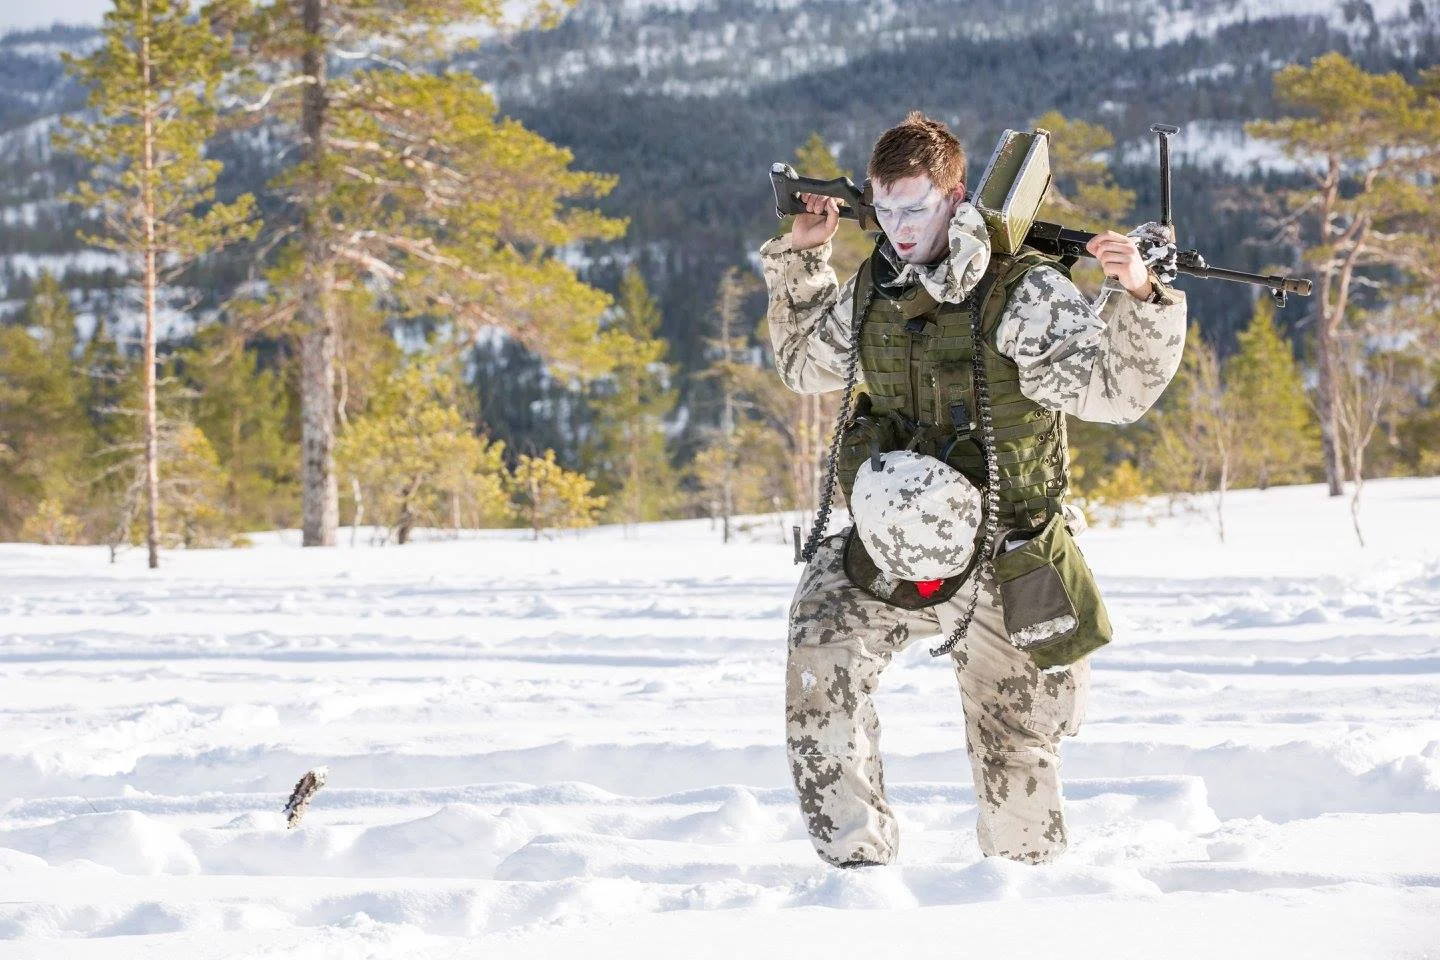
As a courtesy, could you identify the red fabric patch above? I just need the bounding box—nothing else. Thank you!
[914,579,944,599]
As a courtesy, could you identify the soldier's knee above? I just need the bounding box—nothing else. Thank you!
[967,660,1086,749]
[786,646,869,742]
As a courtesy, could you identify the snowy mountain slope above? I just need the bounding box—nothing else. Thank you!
[470,0,1439,101]
[2,477,1439,956]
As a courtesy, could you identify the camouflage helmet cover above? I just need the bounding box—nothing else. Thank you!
[849,450,983,582]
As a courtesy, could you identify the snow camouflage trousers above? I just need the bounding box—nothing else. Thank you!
[786,531,1089,866]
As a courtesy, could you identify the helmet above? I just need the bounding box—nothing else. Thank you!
[849,450,982,582]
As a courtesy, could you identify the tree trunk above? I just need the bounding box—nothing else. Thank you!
[1313,166,1348,498]
[719,320,734,546]
[300,291,337,545]
[1216,450,1229,545]
[141,1,160,571]
[397,504,412,545]
[530,473,541,541]
[349,475,363,547]
[627,399,640,532]
[299,0,338,545]
[1315,318,1343,497]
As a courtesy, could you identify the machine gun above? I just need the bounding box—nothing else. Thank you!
[769,123,1312,306]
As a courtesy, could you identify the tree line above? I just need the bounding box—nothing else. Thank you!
[0,4,1436,556]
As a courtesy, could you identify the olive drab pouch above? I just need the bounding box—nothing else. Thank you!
[842,527,976,610]
[835,395,904,501]
[992,511,1111,669]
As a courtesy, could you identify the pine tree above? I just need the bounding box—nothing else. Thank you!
[1087,459,1150,526]
[689,421,789,520]
[1033,112,1142,497]
[762,133,871,531]
[1033,110,1136,232]
[1247,54,1440,497]
[510,450,605,540]
[56,0,258,568]
[91,346,248,553]
[1226,296,1321,490]
[1146,325,1243,540]
[181,328,299,531]
[788,132,871,279]
[209,0,625,547]
[586,267,678,529]
[694,268,750,542]
[335,356,509,544]
[691,268,798,538]
[1031,110,1138,301]
[78,314,136,544]
[0,273,91,540]
[154,421,234,548]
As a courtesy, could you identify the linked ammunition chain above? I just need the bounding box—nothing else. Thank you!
[929,276,1002,658]
[799,283,877,565]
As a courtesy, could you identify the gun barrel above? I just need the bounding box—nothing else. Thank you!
[1178,260,1312,295]
[1025,220,1312,297]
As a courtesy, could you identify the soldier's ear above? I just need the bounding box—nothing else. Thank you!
[952,183,967,204]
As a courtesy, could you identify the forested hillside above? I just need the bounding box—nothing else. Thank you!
[1,0,1437,548]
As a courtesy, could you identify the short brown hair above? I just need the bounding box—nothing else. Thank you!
[867,111,966,193]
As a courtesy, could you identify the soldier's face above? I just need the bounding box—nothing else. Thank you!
[872,174,965,264]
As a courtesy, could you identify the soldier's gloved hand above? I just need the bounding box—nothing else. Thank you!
[1129,221,1178,286]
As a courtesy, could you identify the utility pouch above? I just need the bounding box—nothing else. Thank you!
[836,402,901,500]
[992,511,1111,669]
[842,526,974,610]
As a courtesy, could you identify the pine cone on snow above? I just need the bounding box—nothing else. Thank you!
[283,766,328,829]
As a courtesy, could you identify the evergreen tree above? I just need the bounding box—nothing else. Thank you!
[1033,110,1136,232]
[210,0,625,547]
[510,450,605,540]
[0,273,90,540]
[1087,459,1150,526]
[693,268,750,542]
[1226,296,1321,489]
[762,133,871,530]
[689,421,789,521]
[78,314,135,542]
[56,0,258,567]
[787,132,871,278]
[88,340,249,553]
[181,328,299,531]
[152,421,234,548]
[335,356,509,544]
[1146,324,1243,540]
[586,267,678,529]
[1247,54,1440,496]
[1036,112,1141,496]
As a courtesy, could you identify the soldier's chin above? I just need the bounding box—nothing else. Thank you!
[895,242,935,264]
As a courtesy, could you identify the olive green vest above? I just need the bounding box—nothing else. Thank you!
[840,243,1070,531]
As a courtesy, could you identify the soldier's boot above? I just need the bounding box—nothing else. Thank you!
[785,533,937,867]
[947,579,1090,864]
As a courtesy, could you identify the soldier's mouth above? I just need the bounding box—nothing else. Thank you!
[896,242,916,254]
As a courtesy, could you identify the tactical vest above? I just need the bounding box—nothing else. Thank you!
[837,243,1071,531]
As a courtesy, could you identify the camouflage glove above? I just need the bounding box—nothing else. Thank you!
[1129,221,1178,286]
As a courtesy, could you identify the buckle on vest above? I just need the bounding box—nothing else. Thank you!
[949,401,975,433]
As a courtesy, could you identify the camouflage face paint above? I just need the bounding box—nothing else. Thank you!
[872,175,960,265]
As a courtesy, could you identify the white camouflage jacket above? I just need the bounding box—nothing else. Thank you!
[759,202,1188,425]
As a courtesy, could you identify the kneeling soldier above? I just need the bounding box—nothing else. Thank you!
[759,112,1187,866]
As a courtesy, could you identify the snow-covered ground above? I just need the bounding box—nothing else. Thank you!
[2,478,1439,958]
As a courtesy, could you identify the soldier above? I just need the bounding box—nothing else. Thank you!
[759,112,1188,867]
